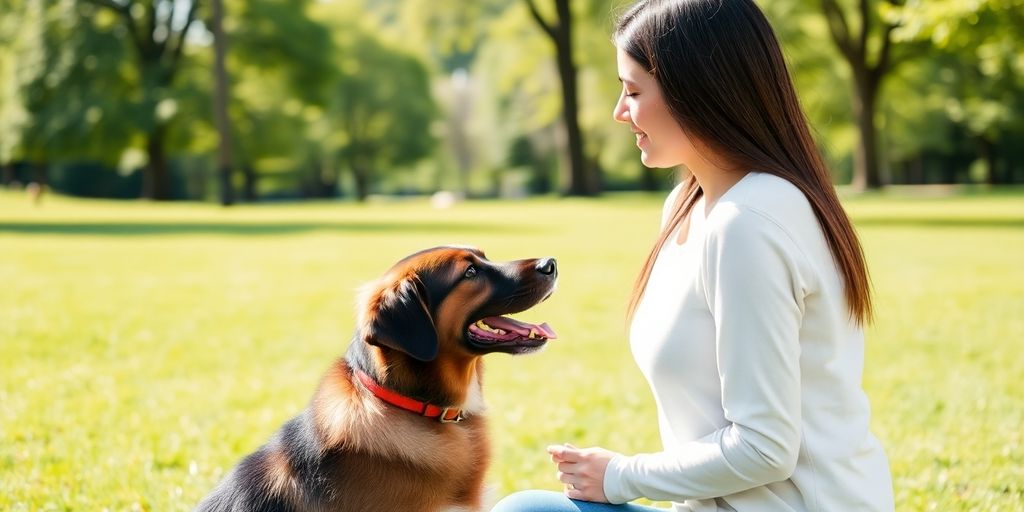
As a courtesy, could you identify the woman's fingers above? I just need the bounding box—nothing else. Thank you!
[548,444,614,503]
[547,443,581,463]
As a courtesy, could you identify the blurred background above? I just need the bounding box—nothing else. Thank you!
[2,1,1024,511]
[1,0,1021,202]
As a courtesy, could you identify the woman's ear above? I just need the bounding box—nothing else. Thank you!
[359,275,438,362]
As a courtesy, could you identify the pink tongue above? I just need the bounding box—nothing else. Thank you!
[481,316,557,339]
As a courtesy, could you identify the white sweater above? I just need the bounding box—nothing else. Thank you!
[605,172,894,511]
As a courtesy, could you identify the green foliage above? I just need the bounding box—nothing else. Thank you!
[1,0,1023,194]
[0,0,39,163]
[16,0,138,165]
[1,189,1023,509]
[313,10,438,199]
[217,0,337,194]
[231,0,335,107]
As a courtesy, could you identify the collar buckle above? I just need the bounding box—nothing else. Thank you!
[438,407,464,423]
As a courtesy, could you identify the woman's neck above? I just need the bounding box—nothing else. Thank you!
[689,167,749,216]
[680,139,749,215]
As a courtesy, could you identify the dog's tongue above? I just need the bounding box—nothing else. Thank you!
[482,316,557,339]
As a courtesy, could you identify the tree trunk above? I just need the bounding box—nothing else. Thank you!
[977,136,998,185]
[525,0,598,196]
[851,70,883,190]
[211,0,235,206]
[85,0,200,201]
[352,165,370,202]
[242,163,257,201]
[33,162,48,187]
[142,124,171,200]
[1008,153,1020,184]
[941,154,956,183]
[915,154,926,184]
[552,0,595,196]
[819,0,901,191]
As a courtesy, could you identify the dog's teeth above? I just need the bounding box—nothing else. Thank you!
[495,329,506,335]
[528,331,536,339]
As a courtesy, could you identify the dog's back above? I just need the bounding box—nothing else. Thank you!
[197,360,491,512]
[196,415,316,512]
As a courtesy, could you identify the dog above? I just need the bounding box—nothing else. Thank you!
[196,246,558,512]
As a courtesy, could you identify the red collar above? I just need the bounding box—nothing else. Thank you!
[354,370,464,423]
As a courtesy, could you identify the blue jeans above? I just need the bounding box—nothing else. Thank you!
[491,490,664,511]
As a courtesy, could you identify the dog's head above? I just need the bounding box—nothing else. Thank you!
[357,246,558,362]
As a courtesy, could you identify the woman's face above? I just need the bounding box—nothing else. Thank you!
[612,48,693,169]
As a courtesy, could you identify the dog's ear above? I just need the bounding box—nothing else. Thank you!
[359,275,438,362]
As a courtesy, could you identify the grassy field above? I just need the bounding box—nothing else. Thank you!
[2,187,1022,511]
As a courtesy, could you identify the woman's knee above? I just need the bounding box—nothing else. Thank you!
[490,489,577,512]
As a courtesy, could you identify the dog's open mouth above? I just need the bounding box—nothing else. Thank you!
[467,316,556,353]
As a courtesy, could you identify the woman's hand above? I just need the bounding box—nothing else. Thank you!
[547,443,619,502]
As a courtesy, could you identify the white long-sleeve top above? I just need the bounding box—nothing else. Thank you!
[605,172,894,511]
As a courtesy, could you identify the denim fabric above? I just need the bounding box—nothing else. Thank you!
[491,490,665,512]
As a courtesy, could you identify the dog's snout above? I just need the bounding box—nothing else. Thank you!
[535,258,557,276]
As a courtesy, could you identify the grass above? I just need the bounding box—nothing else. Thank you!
[1,187,1022,511]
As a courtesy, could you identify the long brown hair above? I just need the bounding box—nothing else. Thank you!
[618,0,872,325]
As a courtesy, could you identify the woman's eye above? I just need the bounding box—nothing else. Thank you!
[464,266,477,279]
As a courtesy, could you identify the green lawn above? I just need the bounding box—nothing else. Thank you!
[2,188,1022,511]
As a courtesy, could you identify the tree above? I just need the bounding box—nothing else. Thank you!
[17,0,138,185]
[523,0,599,196]
[0,0,41,184]
[327,29,438,201]
[817,0,930,189]
[210,0,234,205]
[229,0,336,200]
[81,0,200,200]
[908,0,1024,184]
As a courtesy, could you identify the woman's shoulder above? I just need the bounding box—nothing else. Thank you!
[708,172,813,233]
[724,172,806,210]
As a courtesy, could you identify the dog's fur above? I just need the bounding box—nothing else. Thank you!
[196,246,557,512]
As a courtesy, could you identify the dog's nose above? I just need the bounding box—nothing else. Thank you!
[536,258,557,276]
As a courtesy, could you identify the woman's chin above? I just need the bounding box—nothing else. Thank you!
[640,152,671,169]
[640,151,655,167]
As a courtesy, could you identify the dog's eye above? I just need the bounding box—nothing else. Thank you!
[464,265,477,279]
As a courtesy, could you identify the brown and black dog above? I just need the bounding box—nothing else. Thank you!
[196,246,557,512]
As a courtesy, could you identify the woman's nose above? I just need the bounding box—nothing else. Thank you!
[612,93,630,124]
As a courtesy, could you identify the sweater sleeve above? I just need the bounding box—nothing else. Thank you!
[604,206,806,504]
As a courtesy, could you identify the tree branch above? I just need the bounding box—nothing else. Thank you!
[165,0,177,46]
[81,0,145,52]
[882,30,928,72]
[820,0,855,60]
[872,0,909,77]
[146,0,158,55]
[81,0,129,15]
[167,0,199,79]
[524,0,557,41]
[873,22,896,77]
[858,0,870,56]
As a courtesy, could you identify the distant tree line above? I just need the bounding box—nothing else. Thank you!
[0,0,1021,202]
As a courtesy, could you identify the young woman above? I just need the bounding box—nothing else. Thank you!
[491,0,894,510]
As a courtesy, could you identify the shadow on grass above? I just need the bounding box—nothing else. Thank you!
[853,217,1024,229]
[0,220,536,236]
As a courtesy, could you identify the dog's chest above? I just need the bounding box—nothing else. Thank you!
[323,419,490,511]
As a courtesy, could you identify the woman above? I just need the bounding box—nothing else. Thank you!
[491,0,894,510]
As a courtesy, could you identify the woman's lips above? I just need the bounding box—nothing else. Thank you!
[635,132,648,148]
